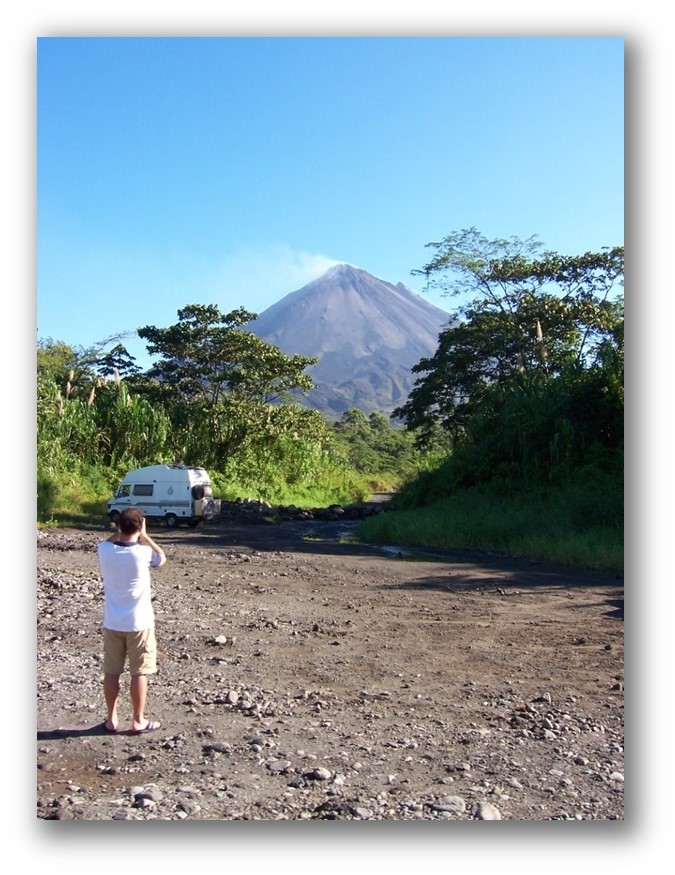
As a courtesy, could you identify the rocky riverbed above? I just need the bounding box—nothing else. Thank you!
[36,518,624,821]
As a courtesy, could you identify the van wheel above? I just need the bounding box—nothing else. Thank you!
[165,513,179,528]
[109,511,120,525]
[187,519,200,528]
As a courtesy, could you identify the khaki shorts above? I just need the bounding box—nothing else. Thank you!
[103,627,157,676]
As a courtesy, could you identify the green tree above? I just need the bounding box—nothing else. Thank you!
[37,338,96,401]
[331,408,436,483]
[92,343,142,380]
[137,304,320,466]
[396,229,624,447]
[139,305,317,406]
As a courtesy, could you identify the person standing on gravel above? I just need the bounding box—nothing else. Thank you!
[97,507,166,734]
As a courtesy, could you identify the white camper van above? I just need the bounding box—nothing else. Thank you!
[107,464,221,528]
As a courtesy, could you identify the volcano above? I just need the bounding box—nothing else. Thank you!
[247,263,450,417]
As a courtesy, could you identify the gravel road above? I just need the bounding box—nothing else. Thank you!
[36,517,624,821]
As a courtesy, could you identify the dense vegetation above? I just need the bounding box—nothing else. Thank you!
[36,308,431,524]
[358,229,624,572]
[37,229,623,571]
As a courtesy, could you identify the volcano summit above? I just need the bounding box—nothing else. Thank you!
[247,264,450,417]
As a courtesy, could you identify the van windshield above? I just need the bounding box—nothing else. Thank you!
[116,485,131,498]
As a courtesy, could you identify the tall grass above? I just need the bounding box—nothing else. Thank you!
[211,457,371,507]
[37,462,120,526]
[356,479,623,574]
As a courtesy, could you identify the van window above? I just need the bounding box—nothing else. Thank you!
[132,484,154,497]
[116,485,131,498]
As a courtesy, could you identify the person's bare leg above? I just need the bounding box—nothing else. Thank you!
[129,674,160,731]
[103,673,120,731]
[130,673,147,730]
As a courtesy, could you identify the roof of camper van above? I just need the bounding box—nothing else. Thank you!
[122,464,209,481]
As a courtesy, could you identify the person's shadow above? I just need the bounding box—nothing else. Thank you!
[37,722,129,740]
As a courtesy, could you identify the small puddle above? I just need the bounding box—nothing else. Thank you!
[299,522,359,544]
[298,526,438,561]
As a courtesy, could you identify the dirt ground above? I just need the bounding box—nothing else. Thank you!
[36,514,624,821]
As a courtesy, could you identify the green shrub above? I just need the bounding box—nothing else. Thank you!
[37,471,58,519]
[357,474,623,574]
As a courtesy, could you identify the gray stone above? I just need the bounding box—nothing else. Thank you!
[431,795,466,815]
[266,759,292,773]
[304,767,332,781]
[474,801,502,820]
[135,785,163,802]
[178,798,201,815]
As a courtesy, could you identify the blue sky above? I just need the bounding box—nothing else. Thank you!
[37,36,624,367]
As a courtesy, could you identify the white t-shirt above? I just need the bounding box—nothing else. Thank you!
[97,540,162,631]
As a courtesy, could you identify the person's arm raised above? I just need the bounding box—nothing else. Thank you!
[138,519,167,567]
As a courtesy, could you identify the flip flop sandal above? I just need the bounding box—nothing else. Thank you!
[130,720,161,735]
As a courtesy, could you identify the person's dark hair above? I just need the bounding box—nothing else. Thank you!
[119,507,144,536]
